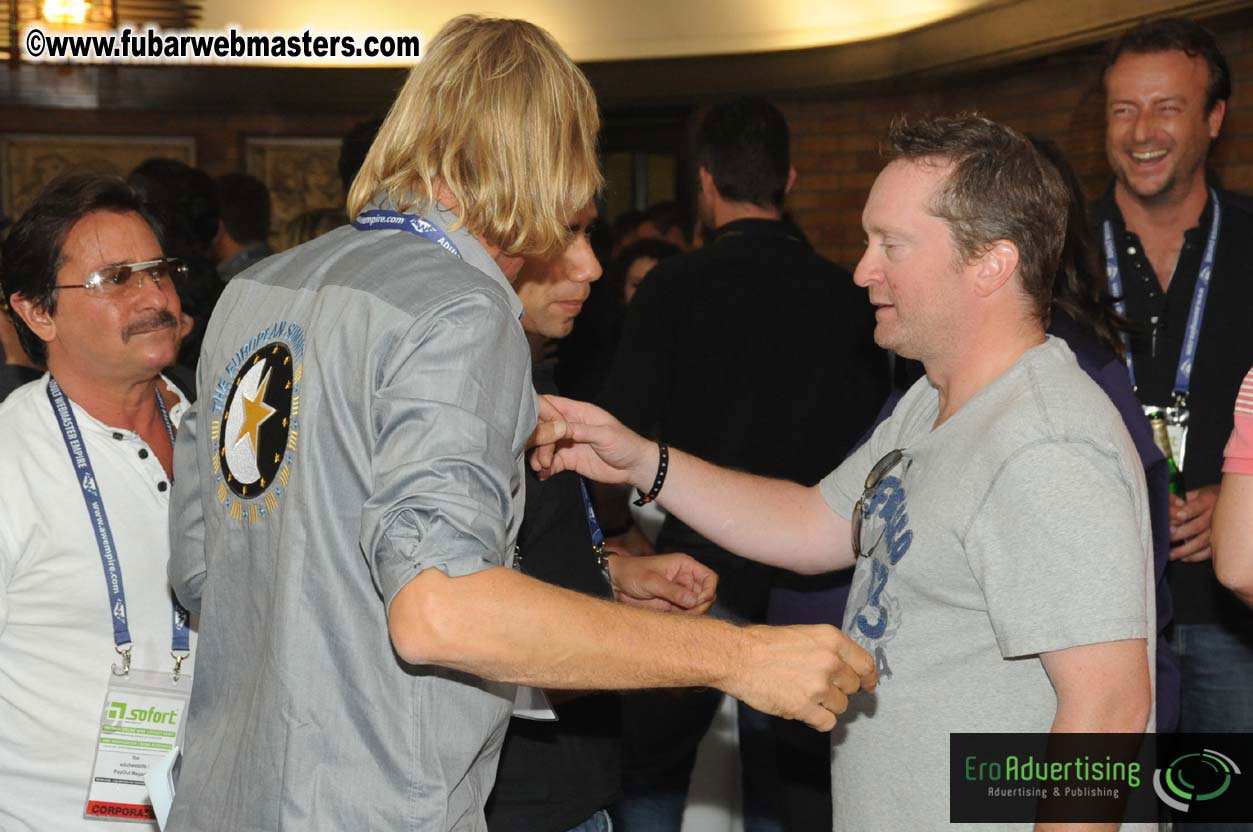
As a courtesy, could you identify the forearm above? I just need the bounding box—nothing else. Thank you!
[1034,690,1150,832]
[1048,691,1150,735]
[1213,473,1253,605]
[630,445,851,574]
[389,565,746,690]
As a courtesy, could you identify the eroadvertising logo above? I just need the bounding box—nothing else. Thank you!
[950,733,1253,824]
[1153,748,1241,814]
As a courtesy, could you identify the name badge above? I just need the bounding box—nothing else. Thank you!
[83,669,192,823]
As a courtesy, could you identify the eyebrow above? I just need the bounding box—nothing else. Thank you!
[864,222,909,239]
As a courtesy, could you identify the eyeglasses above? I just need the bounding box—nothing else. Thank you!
[851,448,910,559]
[53,257,187,298]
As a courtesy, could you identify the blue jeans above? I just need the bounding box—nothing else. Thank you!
[608,688,782,832]
[566,809,612,832]
[1170,623,1253,832]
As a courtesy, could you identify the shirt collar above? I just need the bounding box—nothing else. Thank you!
[49,372,190,438]
[366,193,524,321]
[1097,180,1219,241]
[706,217,809,248]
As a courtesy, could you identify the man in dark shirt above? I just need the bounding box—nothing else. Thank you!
[1092,17,1253,785]
[487,202,721,832]
[597,98,888,832]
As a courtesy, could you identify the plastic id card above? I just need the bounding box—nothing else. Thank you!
[512,685,558,722]
[83,669,192,823]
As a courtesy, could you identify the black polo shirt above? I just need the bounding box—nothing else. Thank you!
[598,218,889,619]
[485,366,621,832]
[1091,184,1253,626]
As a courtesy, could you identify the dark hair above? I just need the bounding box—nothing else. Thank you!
[129,158,220,257]
[644,200,687,243]
[339,115,384,195]
[1030,138,1130,359]
[216,173,271,245]
[611,209,648,252]
[1105,18,1231,113]
[605,237,682,303]
[0,173,159,363]
[695,98,790,209]
[884,114,1069,321]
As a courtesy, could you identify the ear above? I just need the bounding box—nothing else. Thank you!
[698,166,718,202]
[7,292,56,345]
[972,241,1020,299]
[1207,98,1226,140]
[784,165,797,196]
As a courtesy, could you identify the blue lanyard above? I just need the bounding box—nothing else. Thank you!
[352,209,462,260]
[578,478,605,551]
[46,378,190,665]
[1102,187,1221,402]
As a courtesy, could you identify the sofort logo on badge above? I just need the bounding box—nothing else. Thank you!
[107,700,178,725]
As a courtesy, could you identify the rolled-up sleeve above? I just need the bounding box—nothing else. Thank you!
[360,288,532,608]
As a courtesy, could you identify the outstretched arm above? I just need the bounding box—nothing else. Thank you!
[533,396,855,574]
[388,565,875,731]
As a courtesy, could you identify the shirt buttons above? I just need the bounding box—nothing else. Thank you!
[157,481,168,492]
[138,449,149,459]
[112,432,124,440]
[1127,246,1137,255]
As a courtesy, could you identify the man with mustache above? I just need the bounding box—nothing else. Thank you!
[0,172,197,831]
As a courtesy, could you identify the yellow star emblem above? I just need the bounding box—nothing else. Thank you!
[234,368,277,456]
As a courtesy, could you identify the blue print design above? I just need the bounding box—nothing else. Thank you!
[851,473,913,647]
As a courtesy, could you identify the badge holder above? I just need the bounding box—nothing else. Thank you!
[83,654,192,824]
[1143,398,1190,472]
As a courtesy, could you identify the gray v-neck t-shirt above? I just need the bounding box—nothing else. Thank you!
[820,337,1155,831]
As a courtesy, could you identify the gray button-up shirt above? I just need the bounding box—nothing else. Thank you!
[168,199,535,830]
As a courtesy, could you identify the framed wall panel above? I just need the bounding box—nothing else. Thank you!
[244,136,344,250]
[1,133,194,220]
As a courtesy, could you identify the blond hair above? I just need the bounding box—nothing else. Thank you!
[347,15,602,259]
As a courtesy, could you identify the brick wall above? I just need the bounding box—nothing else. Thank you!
[779,25,1253,269]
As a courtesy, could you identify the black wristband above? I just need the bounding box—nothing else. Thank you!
[633,442,668,506]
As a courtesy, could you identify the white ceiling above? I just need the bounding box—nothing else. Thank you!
[197,0,995,65]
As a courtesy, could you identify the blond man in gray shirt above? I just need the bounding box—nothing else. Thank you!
[168,16,873,831]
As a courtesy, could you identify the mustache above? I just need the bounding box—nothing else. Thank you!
[121,310,178,342]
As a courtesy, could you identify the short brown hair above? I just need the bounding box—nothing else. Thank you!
[347,15,602,259]
[884,114,1068,321]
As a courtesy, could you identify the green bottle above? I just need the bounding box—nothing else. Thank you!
[1149,412,1186,498]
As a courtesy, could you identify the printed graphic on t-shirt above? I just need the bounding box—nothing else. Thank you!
[847,470,913,679]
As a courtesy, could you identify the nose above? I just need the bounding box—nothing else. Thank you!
[570,235,602,284]
[131,267,173,307]
[1131,108,1156,145]
[852,248,879,289]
